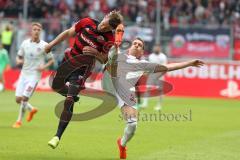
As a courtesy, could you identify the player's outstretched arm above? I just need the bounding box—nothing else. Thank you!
[166,60,204,71]
[45,26,76,53]
[154,64,168,73]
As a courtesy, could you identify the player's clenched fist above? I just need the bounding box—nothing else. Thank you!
[82,46,99,55]
[83,46,108,64]
[190,60,204,67]
[44,44,52,53]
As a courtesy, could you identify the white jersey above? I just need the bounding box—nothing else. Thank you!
[17,39,53,80]
[125,54,149,80]
[148,52,167,65]
[104,50,159,108]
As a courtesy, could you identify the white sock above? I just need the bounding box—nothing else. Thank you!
[142,98,148,106]
[16,101,27,122]
[155,96,163,109]
[121,118,137,147]
[25,102,33,111]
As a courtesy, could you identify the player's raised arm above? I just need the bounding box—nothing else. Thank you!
[45,25,76,53]
[165,60,204,71]
[154,64,168,73]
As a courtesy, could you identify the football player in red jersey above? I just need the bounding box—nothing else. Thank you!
[45,10,123,149]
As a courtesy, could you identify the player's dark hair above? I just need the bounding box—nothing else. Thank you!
[107,10,123,29]
[134,37,145,50]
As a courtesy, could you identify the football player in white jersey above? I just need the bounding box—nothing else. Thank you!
[84,37,204,159]
[12,22,54,128]
[141,44,168,110]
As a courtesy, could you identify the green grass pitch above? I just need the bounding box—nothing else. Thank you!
[0,91,240,160]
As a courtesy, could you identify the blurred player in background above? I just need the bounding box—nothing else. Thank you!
[12,23,54,128]
[46,10,123,149]
[0,42,10,92]
[141,44,168,110]
[103,37,204,159]
[0,25,13,54]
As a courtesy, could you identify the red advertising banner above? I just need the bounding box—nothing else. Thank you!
[165,61,240,99]
[4,70,54,91]
[3,70,102,92]
[3,61,240,99]
[234,40,240,59]
[169,27,231,59]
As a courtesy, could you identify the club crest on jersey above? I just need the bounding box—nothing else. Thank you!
[37,48,41,52]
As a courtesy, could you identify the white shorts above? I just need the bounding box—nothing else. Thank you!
[115,93,138,110]
[102,72,137,110]
[15,74,39,98]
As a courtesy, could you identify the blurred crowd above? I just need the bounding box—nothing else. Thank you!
[1,0,240,27]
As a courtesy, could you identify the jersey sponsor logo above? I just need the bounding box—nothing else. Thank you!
[126,71,144,79]
[80,33,97,49]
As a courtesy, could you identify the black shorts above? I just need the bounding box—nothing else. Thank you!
[51,49,95,91]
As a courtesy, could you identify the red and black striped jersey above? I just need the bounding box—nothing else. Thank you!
[68,17,115,59]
